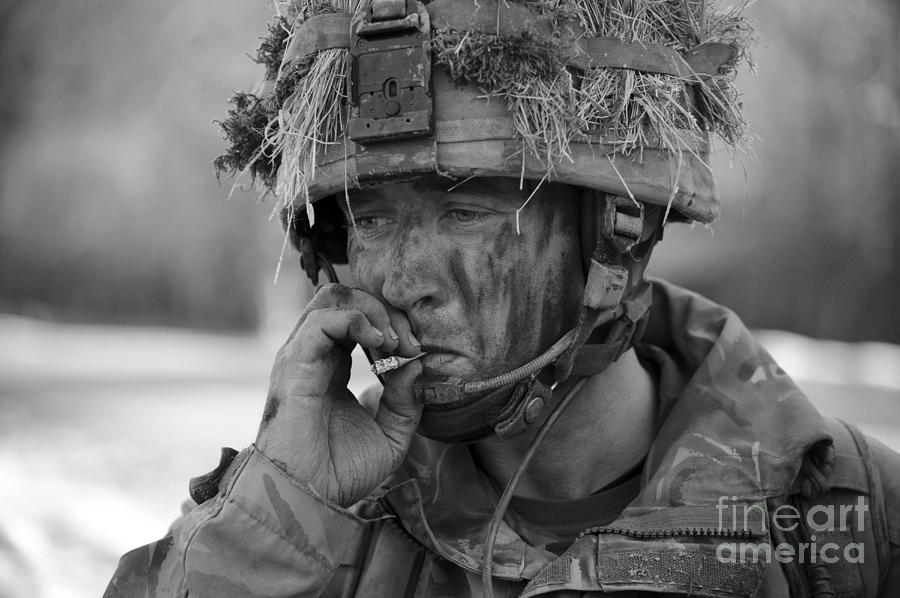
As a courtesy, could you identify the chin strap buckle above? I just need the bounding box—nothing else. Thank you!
[490,376,552,439]
[582,259,628,311]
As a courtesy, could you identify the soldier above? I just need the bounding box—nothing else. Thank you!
[107,0,900,596]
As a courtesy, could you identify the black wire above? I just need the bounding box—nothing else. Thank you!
[481,376,590,597]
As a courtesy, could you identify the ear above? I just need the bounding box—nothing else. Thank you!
[287,195,349,264]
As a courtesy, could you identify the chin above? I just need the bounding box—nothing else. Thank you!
[420,353,470,377]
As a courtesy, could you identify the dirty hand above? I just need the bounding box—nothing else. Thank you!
[256,283,423,508]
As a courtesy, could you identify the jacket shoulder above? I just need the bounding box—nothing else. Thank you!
[790,417,898,597]
[863,433,900,546]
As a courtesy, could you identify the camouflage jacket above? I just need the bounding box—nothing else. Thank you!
[105,281,900,597]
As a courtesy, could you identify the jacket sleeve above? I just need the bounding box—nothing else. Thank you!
[104,446,373,598]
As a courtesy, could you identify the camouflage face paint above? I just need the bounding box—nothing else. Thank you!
[343,177,585,402]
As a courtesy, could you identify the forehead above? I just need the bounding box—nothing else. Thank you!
[345,177,549,210]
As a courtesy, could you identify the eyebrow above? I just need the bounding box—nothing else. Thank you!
[344,192,391,211]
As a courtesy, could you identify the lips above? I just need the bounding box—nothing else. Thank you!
[421,352,457,372]
[418,344,464,375]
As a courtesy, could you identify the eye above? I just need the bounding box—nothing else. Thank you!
[353,215,389,230]
[349,215,393,241]
[447,208,489,224]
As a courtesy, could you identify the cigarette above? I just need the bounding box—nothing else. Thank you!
[371,352,427,375]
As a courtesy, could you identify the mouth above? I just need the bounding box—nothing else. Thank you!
[419,343,463,357]
[418,344,464,375]
[421,353,457,373]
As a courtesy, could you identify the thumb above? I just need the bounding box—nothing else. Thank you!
[374,359,423,456]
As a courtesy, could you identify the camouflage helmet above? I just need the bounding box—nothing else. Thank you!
[216,0,751,251]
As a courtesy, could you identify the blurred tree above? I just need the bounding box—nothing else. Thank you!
[0,0,273,330]
[0,2,39,140]
[653,0,900,343]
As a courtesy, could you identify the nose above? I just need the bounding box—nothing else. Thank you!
[380,226,447,312]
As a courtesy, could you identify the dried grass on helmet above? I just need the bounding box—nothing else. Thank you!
[431,0,751,168]
[570,0,753,155]
[431,28,580,167]
[273,0,349,20]
[271,48,350,226]
[272,0,362,225]
[213,0,360,225]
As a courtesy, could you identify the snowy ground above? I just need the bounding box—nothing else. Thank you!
[0,315,897,598]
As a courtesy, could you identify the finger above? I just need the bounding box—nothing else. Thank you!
[292,307,386,363]
[307,283,401,353]
[384,304,422,358]
[375,359,423,457]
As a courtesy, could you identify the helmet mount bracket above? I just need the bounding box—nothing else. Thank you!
[348,0,433,143]
[601,195,645,255]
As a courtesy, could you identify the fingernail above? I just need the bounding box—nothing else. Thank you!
[387,326,400,341]
[407,331,421,347]
[373,327,384,337]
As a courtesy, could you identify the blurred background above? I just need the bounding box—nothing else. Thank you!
[0,0,898,596]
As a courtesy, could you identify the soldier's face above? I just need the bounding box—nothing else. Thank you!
[345,177,585,392]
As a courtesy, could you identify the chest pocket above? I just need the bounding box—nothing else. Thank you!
[321,518,429,598]
[321,517,531,598]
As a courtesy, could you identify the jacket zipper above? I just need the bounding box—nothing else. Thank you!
[577,525,756,539]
